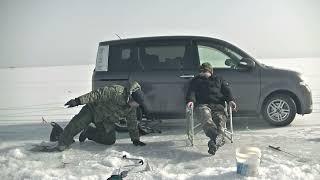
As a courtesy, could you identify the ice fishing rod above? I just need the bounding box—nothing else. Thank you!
[108,155,146,179]
[268,145,300,158]
[268,145,315,164]
[122,155,144,165]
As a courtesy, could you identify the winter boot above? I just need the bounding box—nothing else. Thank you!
[208,140,217,155]
[50,122,63,142]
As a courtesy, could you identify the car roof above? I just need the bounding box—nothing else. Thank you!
[98,35,257,62]
[99,36,227,46]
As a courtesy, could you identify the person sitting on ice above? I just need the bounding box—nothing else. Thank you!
[186,62,237,155]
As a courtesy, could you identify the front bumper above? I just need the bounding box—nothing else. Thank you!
[299,83,313,114]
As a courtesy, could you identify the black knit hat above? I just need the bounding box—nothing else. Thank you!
[200,62,213,74]
[131,89,145,106]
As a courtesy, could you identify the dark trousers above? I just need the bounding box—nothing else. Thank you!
[59,105,116,146]
[86,123,116,145]
[195,104,227,143]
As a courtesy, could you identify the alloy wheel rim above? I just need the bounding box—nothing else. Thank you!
[267,99,290,122]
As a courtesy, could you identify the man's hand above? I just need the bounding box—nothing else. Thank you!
[229,101,237,111]
[132,140,146,146]
[187,102,194,109]
[64,99,80,108]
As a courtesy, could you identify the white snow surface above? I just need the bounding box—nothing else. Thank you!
[0,58,320,180]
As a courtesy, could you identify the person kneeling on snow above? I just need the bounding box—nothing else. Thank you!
[55,81,147,151]
[186,62,237,155]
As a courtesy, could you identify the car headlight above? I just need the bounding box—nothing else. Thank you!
[299,73,309,84]
[298,74,311,91]
[299,81,308,86]
[299,81,311,92]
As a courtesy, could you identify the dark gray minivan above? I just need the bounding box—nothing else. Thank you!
[92,36,312,126]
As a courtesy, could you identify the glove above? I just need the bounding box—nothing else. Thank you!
[64,98,80,108]
[132,140,146,146]
[229,101,237,111]
[187,102,194,109]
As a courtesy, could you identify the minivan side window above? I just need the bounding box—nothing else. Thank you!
[108,45,134,72]
[95,45,109,71]
[139,45,185,71]
[197,44,243,69]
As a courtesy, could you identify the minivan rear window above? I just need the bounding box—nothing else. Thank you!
[108,45,135,72]
[140,45,185,71]
[95,45,109,71]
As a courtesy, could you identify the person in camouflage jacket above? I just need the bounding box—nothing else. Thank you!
[56,81,147,151]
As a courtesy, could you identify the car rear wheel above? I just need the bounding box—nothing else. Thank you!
[262,94,296,126]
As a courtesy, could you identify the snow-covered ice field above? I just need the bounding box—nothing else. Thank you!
[0,58,319,180]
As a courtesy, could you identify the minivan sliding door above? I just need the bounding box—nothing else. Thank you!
[129,40,196,117]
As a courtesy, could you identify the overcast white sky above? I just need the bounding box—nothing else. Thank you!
[1,0,320,67]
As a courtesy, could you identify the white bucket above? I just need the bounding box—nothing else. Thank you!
[236,147,262,176]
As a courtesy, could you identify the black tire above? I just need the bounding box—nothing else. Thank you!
[262,94,297,126]
[115,107,143,132]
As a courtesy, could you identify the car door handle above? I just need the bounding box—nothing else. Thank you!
[180,75,194,78]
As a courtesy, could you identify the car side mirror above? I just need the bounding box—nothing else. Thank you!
[225,59,232,66]
[238,58,255,70]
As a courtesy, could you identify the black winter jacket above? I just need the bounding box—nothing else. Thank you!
[186,74,234,106]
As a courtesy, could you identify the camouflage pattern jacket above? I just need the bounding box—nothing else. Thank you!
[77,84,139,141]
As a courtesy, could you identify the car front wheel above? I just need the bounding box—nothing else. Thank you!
[262,94,297,126]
